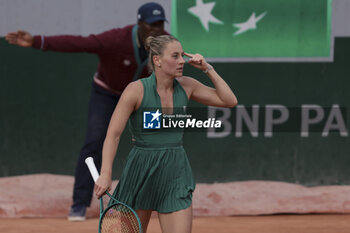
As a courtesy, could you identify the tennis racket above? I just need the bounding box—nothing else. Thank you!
[85,157,143,233]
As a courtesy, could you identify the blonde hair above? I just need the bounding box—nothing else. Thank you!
[145,35,179,70]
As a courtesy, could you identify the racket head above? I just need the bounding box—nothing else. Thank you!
[99,201,142,233]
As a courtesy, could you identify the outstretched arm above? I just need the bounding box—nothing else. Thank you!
[5,29,117,53]
[94,81,142,198]
[180,52,238,108]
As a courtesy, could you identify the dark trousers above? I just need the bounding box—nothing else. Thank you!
[72,83,120,208]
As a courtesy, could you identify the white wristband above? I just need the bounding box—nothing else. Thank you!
[40,35,45,50]
[203,64,213,74]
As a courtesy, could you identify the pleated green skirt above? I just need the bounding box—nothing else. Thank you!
[110,145,195,213]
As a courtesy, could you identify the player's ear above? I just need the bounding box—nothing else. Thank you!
[154,55,161,67]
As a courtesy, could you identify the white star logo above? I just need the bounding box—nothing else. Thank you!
[233,11,267,36]
[150,109,162,122]
[188,0,223,32]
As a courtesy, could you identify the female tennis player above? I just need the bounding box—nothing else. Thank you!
[95,35,238,233]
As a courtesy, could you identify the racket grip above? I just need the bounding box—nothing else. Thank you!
[85,157,100,183]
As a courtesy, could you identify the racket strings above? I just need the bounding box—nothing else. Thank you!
[101,204,141,233]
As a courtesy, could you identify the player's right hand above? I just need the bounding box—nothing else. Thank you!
[5,30,34,47]
[95,175,112,199]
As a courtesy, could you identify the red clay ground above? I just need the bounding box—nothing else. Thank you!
[3,175,350,218]
[1,214,350,233]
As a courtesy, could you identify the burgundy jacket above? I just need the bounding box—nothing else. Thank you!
[32,24,160,94]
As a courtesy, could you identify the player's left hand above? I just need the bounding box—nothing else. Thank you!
[184,52,209,72]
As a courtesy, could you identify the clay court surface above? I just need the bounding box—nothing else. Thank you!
[1,214,350,233]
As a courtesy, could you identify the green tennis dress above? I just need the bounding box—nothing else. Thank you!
[110,72,195,213]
